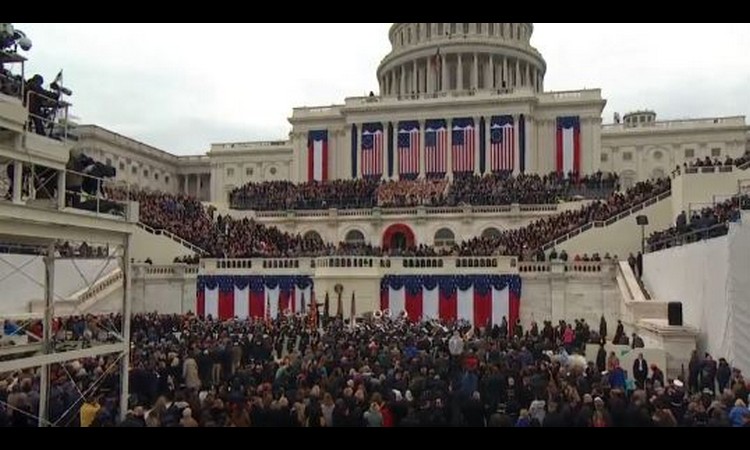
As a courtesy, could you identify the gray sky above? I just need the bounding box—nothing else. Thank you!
[13,23,750,155]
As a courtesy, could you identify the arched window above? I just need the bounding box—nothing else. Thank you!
[303,230,323,243]
[476,23,483,34]
[438,23,444,36]
[450,23,457,35]
[481,227,502,240]
[345,230,365,244]
[463,23,469,34]
[620,170,636,190]
[489,23,495,36]
[434,228,456,247]
[426,23,432,38]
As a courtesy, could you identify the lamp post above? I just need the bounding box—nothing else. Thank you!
[636,214,649,254]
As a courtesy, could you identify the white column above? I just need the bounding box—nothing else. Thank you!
[441,53,448,92]
[356,126,362,179]
[484,116,491,174]
[515,59,521,88]
[513,114,521,175]
[57,168,66,210]
[486,54,493,89]
[473,116,481,175]
[472,53,479,90]
[457,54,463,91]
[525,116,534,173]
[400,66,406,96]
[182,174,188,194]
[12,160,23,204]
[419,120,426,178]
[525,63,530,88]
[427,56,433,93]
[413,60,418,94]
[390,123,397,180]
[447,118,454,180]
[500,55,510,88]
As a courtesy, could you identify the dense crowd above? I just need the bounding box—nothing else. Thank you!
[673,151,750,176]
[230,180,379,211]
[229,172,619,211]
[454,178,671,258]
[647,194,748,252]
[2,312,748,427]
[377,179,449,208]
[446,171,618,206]
[104,176,669,260]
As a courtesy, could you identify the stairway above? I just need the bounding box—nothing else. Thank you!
[29,267,123,316]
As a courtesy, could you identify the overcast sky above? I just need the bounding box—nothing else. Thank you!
[12,23,750,155]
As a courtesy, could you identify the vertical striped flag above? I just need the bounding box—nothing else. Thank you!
[398,121,420,178]
[425,119,447,175]
[451,118,475,173]
[490,115,515,172]
[307,130,328,182]
[556,116,581,175]
[380,275,521,335]
[362,123,384,178]
[196,276,313,321]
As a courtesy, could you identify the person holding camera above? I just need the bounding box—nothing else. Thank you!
[24,74,56,136]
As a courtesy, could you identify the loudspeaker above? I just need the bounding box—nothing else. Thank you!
[668,302,683,326]
[636,215,649,226]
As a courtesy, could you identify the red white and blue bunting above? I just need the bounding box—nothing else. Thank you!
[380,275,521,330]
[196,275,313,320]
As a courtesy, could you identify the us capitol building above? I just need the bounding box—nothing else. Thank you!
[75,22,749,207]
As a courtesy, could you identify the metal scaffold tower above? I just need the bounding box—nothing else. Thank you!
[0,25,138,425]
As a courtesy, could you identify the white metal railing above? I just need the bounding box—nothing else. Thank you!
[25,90,71,141]
[251,203,558,219]
[72,268,123,304]
[602,116,745,132]
[200,257,616,276]
[519,260,615,274]
[539,189,672,252]
[2,156,134,221]
[135,222,206,254]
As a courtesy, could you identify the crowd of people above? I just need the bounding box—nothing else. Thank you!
[229,172,619,211]
[672,150,750,176]
[446,171,618,207]
[453,177,671,258]
[230,180,379,211]
[103,175,669,260]
[647,194,748,252]
[1,312,748,427]
[377,179,449,208]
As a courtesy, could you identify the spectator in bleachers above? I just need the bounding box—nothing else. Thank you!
[647,194,748,251]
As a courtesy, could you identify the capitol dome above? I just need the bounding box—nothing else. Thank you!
[377,23,546,97]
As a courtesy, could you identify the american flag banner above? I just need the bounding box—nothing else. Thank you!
[307,130,328,182]
[490,115,515,172]
[196,275,313,320]
[362,123,384,178]
[397,121,420,178]
[425,119,448,176]
[556,116,581,175]
[380,275,521,334]
[451,118,475,173]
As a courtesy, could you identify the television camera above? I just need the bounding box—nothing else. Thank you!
[0,23,31,98]
[5,151,121,214]
[0,24,32,52]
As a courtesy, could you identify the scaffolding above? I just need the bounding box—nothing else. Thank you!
[0,42,137,426]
